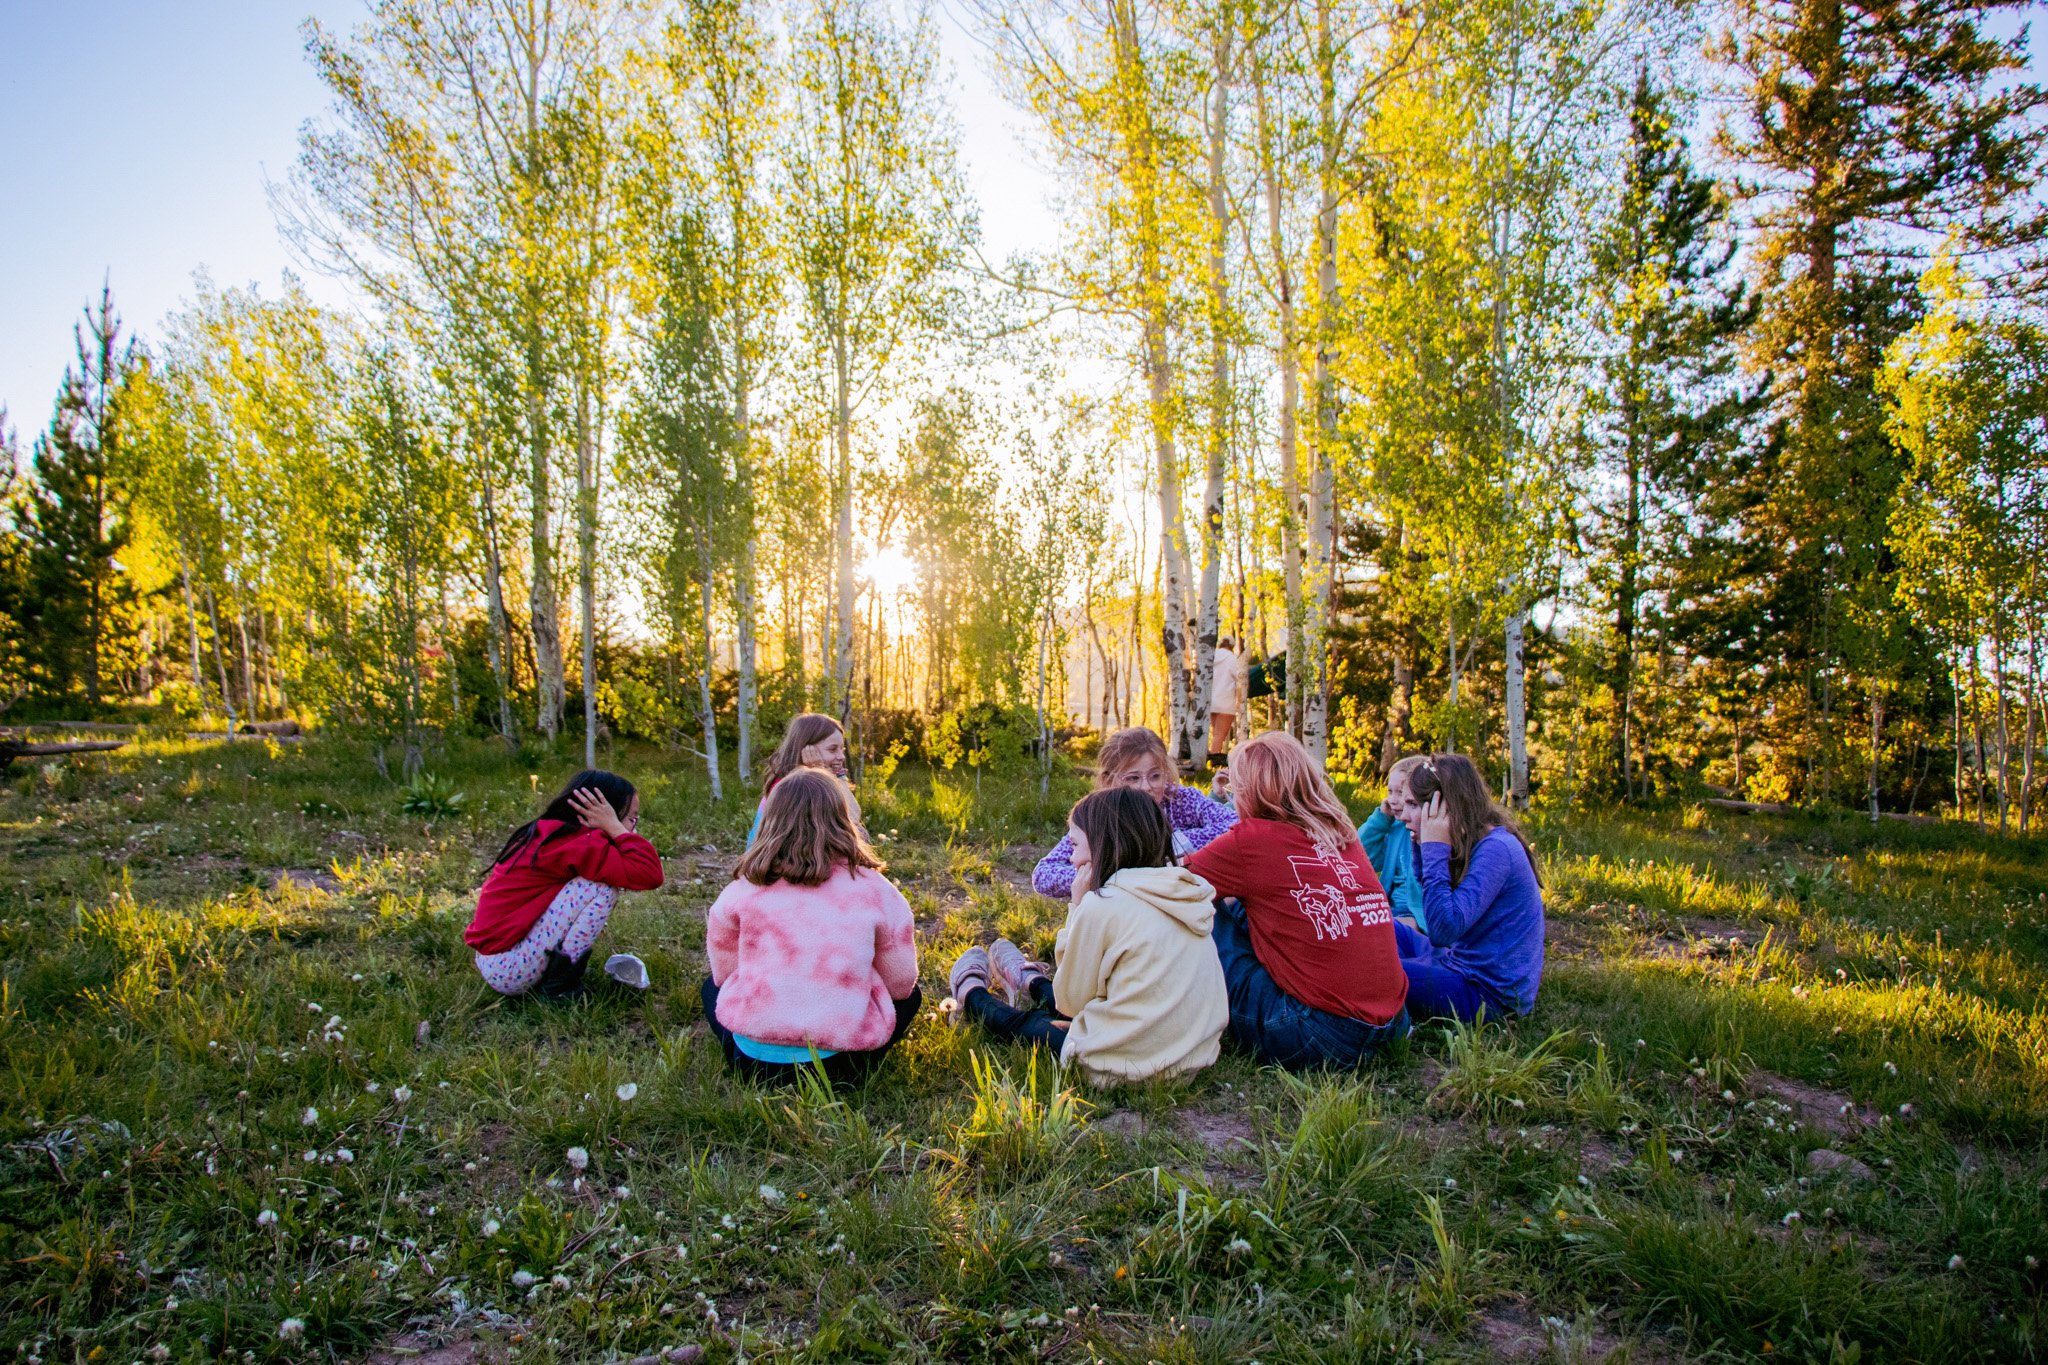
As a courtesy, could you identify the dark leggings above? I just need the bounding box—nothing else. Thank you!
[700,977,923,1086]
[962,977,1069,1054]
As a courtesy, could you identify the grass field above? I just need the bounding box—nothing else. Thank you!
[2,734,2044,1364]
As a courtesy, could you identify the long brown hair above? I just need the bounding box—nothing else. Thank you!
[1069,787,1175,896]
[1408,754,1540,887]
[734,767,883,887]
[762,713,845,791]
[1094,726,1173,788]
[1231,732,1358,852]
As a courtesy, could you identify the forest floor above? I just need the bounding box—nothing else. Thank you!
[2,733,2045,1364]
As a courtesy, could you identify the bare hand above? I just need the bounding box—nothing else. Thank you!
[1210,767,1233,801]
[567,787,627,838]
[1420,793,1452,846]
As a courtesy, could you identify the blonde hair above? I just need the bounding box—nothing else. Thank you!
[1386,754,1428,786]
[1231,732,1359,852]
[1094,726,1173,788]
[734,768,883,887]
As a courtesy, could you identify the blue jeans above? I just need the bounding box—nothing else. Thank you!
[963,978,1070,1055]
[1211,900,1410,1070]
[1393,921,1501,1023]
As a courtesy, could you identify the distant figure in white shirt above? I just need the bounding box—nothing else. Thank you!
[1209,636,1245,760]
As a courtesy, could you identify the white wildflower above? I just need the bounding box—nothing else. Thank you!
[351,973,364,982]
[482,1219,501,1238]
[615,1083,638,1103]
[392,1086,412,1104]
[1782,1211,1802,1226]
[302,1150,319,1163]
[1948,1254,1964,1271]
[364,1082,379,1094]
[149,1347,169,1361]
[325,1016,343,1031]
[512,1271,536,1289]
[614,1186,631,1199]
[334,1148,353,1164]
[306,1003,321,1013]
[2026,1255,2039,1270]
[257,1209,279,1227]
[1224,1238,1252,1256]
[300,1107,319,1126]
[550,1274,572,1292]
[1899,1103,1915,1118]
[758,1184,784,1205]
[565,1147,590,1172]
[278,1319,305,1342]
[1884,1061,1898,1075]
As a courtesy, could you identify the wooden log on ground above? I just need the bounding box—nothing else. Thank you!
[239,720,303,736]
[189,731,302,743]
[0,738,129,770]
[51,720,142,733]
[1703,797,1791,815]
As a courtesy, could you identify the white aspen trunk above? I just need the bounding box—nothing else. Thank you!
[205,587,236,730]
[527,359,564,741]
[1868,686,1885,823]
[1301,0,1341,766]
[577,381,600,769]
[734,410,758,784]
[832,332,856,723]
[178,553,205,696]
[1111,1,1196,761]
[1506,610,1530,807]
[698,527,724,801]
[1037,599,1053,797]
[1190,21,1235,763]
[1255,58,1304,740]
[480,468,519,743]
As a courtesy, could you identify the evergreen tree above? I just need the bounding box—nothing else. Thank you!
[1587,72,1765,798]
[1715,0,2048,799]
[21,285,137,704]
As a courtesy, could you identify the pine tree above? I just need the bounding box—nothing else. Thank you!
[21,285,136,704]
[1715,0,2048,799]
[1588,72,1765,798]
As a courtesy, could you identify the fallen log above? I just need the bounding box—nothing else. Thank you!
[240,719,302,736]
[51,720,142,733]
[189,731,303,743]
[1704,797,1790,815]
[0,738,129,770]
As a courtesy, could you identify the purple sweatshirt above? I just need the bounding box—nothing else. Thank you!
[1031,785,1238,898]
[1413,827,1546,1015]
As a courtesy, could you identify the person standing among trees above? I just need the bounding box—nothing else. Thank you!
[1208,636,1245,760]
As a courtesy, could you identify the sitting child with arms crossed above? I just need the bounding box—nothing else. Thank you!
[703,767,921,1085]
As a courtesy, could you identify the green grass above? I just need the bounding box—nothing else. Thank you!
[2,736,2044,1363]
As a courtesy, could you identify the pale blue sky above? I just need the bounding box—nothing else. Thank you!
[0,0,1058,437]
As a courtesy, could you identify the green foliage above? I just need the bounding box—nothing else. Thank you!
[397,770,466,818]
[953,1049,1089,1171]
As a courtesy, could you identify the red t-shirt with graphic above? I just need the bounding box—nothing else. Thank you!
[1183,815,1407,1025]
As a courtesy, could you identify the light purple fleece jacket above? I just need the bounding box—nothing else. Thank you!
[1031,786,1238,899]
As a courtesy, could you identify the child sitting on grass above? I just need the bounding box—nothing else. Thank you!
[703,767,921,1085]
[1358,754,1428,929]
[1032,726,1235,898]
[1395,753,1546,1022]
[748,713,862,847]
[1184,731,1410,1069]
[465,770,664,1001]
[951,786,1228,1086]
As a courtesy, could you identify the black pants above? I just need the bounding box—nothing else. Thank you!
[962,976,1069,1055]
[700,977,923,1086]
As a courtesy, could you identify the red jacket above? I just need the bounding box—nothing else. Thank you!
[464,820,665,954]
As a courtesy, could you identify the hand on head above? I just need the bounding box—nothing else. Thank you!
[801,729,849,778]
[1068,822,1094,905]
[1419,792,1452,846]
[568,786,631,837]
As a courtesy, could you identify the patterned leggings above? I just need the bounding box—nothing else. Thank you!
[473,878,619,995]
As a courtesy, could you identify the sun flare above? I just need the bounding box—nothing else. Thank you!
[860,546,920,601]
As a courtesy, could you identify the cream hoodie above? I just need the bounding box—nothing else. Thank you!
[1051,865,1229,1086]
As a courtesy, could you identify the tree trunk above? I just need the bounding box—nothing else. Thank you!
[480,468,519,744]
[527,350,564,742]
[205,587,236,730]
[1190,20,1235,764]
[1255,34,1304,741]
[1506,611,1529,807]
[1109,0,1195,761]
[734,340,758,783]
[832,332,856,723]
[178,553,205,697]
[697,523,724,801]
[1301,0,1342,765]
[577,381,601,769]
[1868,686,1886,823]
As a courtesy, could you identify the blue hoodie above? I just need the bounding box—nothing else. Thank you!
[1414,827,1545,1016]
[1358,808,1427,931]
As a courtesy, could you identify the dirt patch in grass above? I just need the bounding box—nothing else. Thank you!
[275,868,343,893]
[1175,1107,1255,1155]
[361,1332,502,1365]
[1746,1069,1879,1139]
[1472,1303,1633,1362]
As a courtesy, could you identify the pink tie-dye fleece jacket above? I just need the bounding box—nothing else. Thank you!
[705,865,921,1053]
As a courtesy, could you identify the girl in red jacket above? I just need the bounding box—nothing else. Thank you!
[465,770,665,1000]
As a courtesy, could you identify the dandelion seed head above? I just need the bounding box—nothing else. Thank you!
[257,1209,278,1227]
[300,1107,319,1126]
[512,1271,536,1288]
[278,1319,305,1342]
[1948,1254,1964,1270]
[392,1086,412,1104]
[615,1082,638,1102]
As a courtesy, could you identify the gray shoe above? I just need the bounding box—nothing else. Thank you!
[989,937,1051,1002]
[947,946,991,1024]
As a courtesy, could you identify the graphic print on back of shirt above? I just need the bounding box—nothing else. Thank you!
[1285,847,1393,941]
